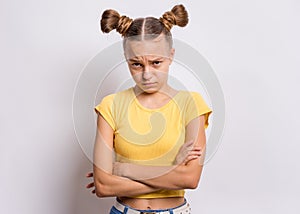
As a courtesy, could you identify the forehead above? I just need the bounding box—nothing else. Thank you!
[127,55,165,62]
[124,34,171,60]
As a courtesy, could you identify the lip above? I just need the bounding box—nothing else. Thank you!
[142,82,156,85]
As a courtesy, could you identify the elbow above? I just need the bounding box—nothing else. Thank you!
[173,165,201,189]
[182,162,203,189]
[188,178,200,189]
[93,166,115,197]
[95,183,106,198]
[184,174,200,189]
[94,181,112,198]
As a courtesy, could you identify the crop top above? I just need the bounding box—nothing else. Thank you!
[94,86,212,198]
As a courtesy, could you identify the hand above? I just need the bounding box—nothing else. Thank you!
[174,140,202,165]
[85,172,96,194]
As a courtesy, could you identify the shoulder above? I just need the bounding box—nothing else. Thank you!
[99,87,132,103]
[177,90,205,102]
[177,90,211,113]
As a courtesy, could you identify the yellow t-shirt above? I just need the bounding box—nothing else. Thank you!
[94,86,212,198]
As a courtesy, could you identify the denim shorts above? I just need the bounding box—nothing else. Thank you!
[109,198,191,214]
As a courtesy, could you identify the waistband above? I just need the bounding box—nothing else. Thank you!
[113,198,191,214]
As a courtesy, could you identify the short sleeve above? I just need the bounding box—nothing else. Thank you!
[185,92,212,129]
[94,94,116,131]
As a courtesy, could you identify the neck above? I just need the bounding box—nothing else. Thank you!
[133,84,176,98]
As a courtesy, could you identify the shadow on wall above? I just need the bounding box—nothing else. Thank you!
[73,149,115,214]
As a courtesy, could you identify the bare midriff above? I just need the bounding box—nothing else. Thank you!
[118,196,185,210]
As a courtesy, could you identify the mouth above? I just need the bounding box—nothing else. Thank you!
[142,82,156,86]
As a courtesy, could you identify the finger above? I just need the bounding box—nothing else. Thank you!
[184,155,200,164]
[187,153,201,159]
[189,150,202,155]
[86,182,95,188]
[187,155,199,161]
[86,172,93,177]
[192,146,202,151]
[183,147,200,156]
[86,183,93,189]
[185,152,201,161]
[189,155,200,161]
[185,147,201,154]
[189,152,201,157]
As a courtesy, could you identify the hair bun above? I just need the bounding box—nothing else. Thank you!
[117,15,133,36]
[100,9,133,36]
[159,4,189,31]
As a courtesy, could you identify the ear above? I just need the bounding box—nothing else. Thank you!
[169,48,175,65]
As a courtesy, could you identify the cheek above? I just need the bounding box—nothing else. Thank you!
[155,67,169,78]
[129,67,140,76]
[155,63,169,72]
[130,72,143,82]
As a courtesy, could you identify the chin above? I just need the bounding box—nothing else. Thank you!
[142,88,157,94]
[140,86,158,94]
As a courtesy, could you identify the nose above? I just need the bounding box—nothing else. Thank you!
[142,64,152,80]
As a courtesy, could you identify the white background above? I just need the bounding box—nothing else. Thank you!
[1,0,299,213]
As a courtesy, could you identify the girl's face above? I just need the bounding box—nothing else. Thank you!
[124,34,175,94]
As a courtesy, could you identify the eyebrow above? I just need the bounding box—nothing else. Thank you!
[128,57,164,62]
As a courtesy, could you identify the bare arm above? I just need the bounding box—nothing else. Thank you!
[93,113,161,198]
[113,115,207,190]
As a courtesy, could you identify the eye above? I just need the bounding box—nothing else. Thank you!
[153,61,162,66]
[131,62,143,68]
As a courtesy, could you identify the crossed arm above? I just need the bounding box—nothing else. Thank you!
[92,114,161,197]
[89,112,207,197]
